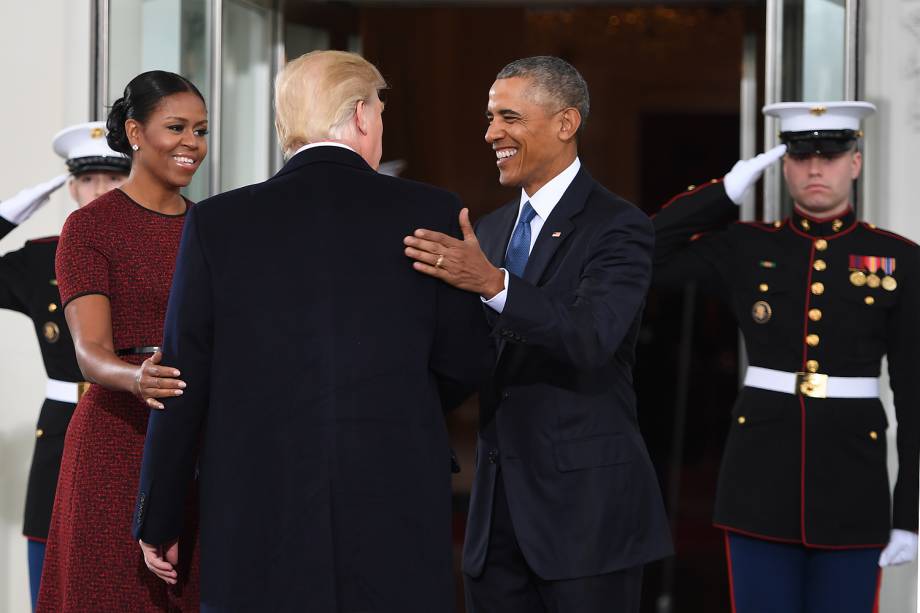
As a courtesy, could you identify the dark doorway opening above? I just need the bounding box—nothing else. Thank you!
[283,4,761,611]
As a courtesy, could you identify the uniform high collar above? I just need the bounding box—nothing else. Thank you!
[790,207,857,237]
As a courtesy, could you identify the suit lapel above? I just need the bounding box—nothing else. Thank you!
[480,200,519,269]
[522,167,594,285]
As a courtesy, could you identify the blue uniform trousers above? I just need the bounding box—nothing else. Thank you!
[27,539,45,611]
[725,531,882,613]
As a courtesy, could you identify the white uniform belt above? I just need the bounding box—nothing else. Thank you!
[744,366,879,399]
[46,379,87,404]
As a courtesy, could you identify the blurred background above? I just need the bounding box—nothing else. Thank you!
[1,1,918,611]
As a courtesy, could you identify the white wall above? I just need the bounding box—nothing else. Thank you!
[862,1,920,612]
[0,2,92,612]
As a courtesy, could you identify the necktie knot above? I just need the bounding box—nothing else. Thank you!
[519,202,537,225]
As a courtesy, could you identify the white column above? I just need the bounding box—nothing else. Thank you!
[862,1,920,612]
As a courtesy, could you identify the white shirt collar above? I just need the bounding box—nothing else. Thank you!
[293,141,357,157]
[519,157,581,220]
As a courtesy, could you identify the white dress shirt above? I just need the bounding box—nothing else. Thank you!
[483,157,581,313]
[292,141,358,157]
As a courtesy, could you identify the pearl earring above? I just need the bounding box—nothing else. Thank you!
[131,144,139,151]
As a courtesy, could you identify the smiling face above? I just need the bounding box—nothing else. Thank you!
[485,77,579,196]
[69,170,128,207]
[783,148,861,217]
[127,91,208,189]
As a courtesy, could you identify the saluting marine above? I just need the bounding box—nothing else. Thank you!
[653,102,918,613]
[0,122,129,610]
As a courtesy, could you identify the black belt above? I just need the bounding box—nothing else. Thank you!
[116,346,160,356]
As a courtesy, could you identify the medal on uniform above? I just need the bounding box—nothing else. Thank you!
[881,257,897,291]
[867,274,881,288]
[43,322,60,343]
[849,271,867,286]
[751,300,772,324]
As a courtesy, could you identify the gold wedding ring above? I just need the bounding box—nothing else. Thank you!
[435,254,444,268]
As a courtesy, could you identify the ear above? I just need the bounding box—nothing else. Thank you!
[126,119,141,150]
[851,150,862,179]
[558,108,582,143]
[67,177,79,202]
[354,99,370,136]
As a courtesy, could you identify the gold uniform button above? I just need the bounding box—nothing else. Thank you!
[806,334,820,347]
[865,296,875,305]
[808,308,822,321]
[737,416,746,425]
[687,184,696,191]
[48,303,58,313]
[869,431,878,441]
[43,322,60,343]
[806,360,819,373]
[813,259,827,272]
[811,282,825,295]
[759,283,769,292]
[36,429,44,438]
[773,221,782,228]
[815,239,828,251]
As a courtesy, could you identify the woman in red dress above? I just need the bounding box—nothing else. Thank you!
[37,71,208,612]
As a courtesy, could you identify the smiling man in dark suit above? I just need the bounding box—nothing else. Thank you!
[132,50,492,613]
[404,56,672,612]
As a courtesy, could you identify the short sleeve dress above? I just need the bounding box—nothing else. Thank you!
[37,189,199,612]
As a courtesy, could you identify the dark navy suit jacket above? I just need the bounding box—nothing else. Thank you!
[463,165,673,580]
[134,146,492,612]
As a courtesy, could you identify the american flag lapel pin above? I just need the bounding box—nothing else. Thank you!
[551,231,562,238]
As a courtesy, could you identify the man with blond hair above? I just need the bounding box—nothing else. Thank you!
[132,50,492,612]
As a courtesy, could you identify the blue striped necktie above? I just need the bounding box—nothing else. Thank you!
[504,202,537,277]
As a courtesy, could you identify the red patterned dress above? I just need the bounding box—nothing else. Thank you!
[38,189,199,612]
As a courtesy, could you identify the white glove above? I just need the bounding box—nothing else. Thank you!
[879,529,918,567]
[722,144,787,205]
[0,173,70,225]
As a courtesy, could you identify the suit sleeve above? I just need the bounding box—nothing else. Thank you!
[0,218,29,314]
[886,245,920,532]
[429,196,495,408]
[496,204,652,371]
[134,205,213,544]
[651,180,739,291]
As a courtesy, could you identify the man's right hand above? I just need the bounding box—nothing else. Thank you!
[140,539,179,584]
[0,173,69,225]
[722,144,787,205]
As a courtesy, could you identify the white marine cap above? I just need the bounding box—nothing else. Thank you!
[763,101,876,155]
[52,121,130,174]
[763,101,876,133]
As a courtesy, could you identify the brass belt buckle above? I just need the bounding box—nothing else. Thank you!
[796,372,828,398]
[76,381,91,400]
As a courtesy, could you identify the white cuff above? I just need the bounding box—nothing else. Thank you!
[482,268,509,313]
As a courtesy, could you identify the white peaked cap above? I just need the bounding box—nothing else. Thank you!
[762,101,877,133]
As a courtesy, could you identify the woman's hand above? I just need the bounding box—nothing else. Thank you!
[133,350,186,409]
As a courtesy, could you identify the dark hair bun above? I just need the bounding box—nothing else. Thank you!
[106,96,132,155]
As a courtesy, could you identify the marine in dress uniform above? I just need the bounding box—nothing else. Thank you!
[0,122,129,610]
[653,102,919,613]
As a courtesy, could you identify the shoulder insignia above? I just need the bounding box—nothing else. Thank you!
[734,219,785,233]
[26,235,60,244]
[657,178,723,213]
[860,222,919,247]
